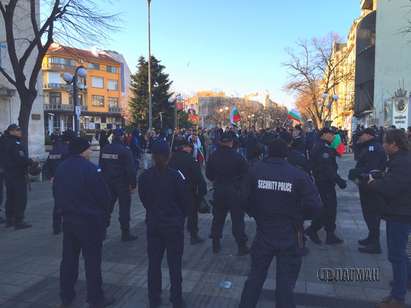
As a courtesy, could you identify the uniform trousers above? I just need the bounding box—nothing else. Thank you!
[5,175,27,224]
[359,185,382,243]
[239,232,302,308]
[107,180,131,231]
[311,182,337,233]
[147,226,184,307]
[60,221,105,305]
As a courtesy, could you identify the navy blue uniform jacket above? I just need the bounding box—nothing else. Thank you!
[138,167,189,229]
[355,138,387,176]
[53,156,111,227]
[45,141,69,179]
[246,158,322,248]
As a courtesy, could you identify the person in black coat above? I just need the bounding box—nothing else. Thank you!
[367,129,411,308]
[3,124,35,229]
[45,130,73,235]
[348,128,387,254]
[206,131,250,256]
[305,128,347,245]
[100,129,137,242]
[138,140,189,308]
[53,137,114,308]
[169,137,207,245]
[239,139,322,308]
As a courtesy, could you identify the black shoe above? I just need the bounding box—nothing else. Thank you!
[190,235,205,245]
[14,222,32,230]
[358,237,373,246]
[305,227,322,245]
[121,230,138,242]
[326,233,344,245]
[89,296,115,308]
[237,244,250,256]
[358,243,381,254]
[212,239,221,254]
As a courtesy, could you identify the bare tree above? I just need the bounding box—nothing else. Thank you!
[283,33,354,128]
[0,0,118,149]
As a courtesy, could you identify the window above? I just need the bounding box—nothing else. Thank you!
[91,76,104,88]
[106,65,118,73]
[48,72,62,84]
[108,97,118,107]
[88,63,100,70]
[92,95,104,106]
[49,92,61,105]
[69,94,84,105]
[49,57,75,67]
[108,79,118,91]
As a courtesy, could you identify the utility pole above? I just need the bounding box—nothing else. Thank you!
[147,0,153,131]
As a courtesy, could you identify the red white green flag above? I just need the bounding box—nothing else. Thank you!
[230,106,241,124]
[287,109,302,122]
[331,134,345,156]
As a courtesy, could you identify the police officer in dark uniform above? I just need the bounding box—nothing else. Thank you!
[305,128,347,245]
[45,131,73,235]
[138,140,189,308]
[206,131,249,255]
[53,137,114,308]
[3,124,35,230]
[280,131,311,174]
[239,139,322,308]
[100,129,137,242]
[169,137,207,245]
[348,128,387,254]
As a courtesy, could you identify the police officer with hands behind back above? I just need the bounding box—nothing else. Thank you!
[138,140,189,308]
[3,124,36,230]
[348,127,387,254]
[100,129,138,242]
[53,137,114,308]
[206,131,250,256]
[169,136,207,245]
[239,139,322,308]
[305,127,347,245]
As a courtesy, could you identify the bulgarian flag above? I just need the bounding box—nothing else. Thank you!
[331,134,345,156]
[230,106,241,124]
[288,109,302,123]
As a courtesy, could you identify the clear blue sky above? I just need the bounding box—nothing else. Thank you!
[101,0,360,107]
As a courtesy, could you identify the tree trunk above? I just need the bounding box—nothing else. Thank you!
[17,90,35,155]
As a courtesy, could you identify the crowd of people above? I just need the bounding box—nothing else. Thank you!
[1,122,411,308]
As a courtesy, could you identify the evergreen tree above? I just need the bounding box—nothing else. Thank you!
[129,56,174,129]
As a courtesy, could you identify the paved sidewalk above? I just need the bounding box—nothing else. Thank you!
[0,155,410,307]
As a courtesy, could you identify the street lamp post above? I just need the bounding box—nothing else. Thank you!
[62,66,87,137]
[147,0,153,131]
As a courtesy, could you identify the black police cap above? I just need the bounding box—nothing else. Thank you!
[319,127,336,136]
[173,137,190,149]
[7,124,21,132]
[69,137,90,155]
[359,128,376,137]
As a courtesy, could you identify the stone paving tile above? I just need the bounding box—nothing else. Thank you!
[2,155,411,307]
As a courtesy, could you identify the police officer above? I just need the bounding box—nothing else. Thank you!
[3,124,35,230]
[54,137,114,308]
[280,131,311,174]
[239,139,322,308]
[45,131,73,235]
[349,128,386,254]
[100,129,137,242]
[169,137,207,245]
[305,128,347,245]
[138,140,189,308]
[206,131,249,255]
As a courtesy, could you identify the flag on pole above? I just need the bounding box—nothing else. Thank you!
[287,109,302,123]
[230,106,241,125]
[331,134,345,156]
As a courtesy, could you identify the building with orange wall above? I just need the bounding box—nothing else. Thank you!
[43,43,127,134]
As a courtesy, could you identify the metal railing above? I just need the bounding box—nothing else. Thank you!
[109,106,122,113]
[44,104,88,112]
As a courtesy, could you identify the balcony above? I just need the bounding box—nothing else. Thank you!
[109,106,122,114]
[44,103,88,112]
[44,83,70,90]
[43,63,75,71]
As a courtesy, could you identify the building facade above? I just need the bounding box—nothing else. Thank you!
[0,0,45,157]
[43,44,126,134]
[374,0,411,128]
